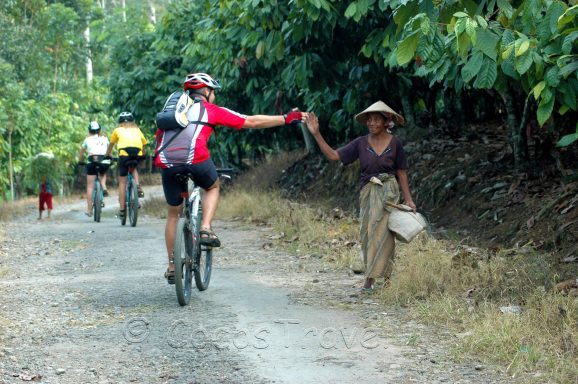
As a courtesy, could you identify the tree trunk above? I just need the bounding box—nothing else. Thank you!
[122,0,126,22]
[498,87,528,168]
[399,94,415,129]
[397,78,415,129]
[449,91,465,136]
[148,0,157,24]
[84,25,93,84]
[53,58,58,94]
[8,129,14,201]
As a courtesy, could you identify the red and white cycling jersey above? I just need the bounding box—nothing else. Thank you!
[154,100,246,168]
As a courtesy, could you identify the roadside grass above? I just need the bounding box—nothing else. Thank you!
[0,197,35,221]
[140,195,168,219]
[139,172,161,186]
[0,194,85,221]
[218,186,577,384]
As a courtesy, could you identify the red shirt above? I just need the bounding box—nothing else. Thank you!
[154,100,246,168]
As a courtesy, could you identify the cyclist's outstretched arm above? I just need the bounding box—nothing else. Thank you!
[243,111,306,129]
[304,112,340,162]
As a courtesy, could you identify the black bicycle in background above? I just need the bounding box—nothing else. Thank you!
[79,157,111,222]
[111,153,143,227]
[172,168,235,306]
[121,157,140,227]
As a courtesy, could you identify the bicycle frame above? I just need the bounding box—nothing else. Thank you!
[183,181,201,232]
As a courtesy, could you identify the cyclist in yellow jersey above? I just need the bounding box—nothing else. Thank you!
[106,112,148,220]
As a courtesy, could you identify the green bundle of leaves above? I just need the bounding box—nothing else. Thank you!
[23,152,61,192]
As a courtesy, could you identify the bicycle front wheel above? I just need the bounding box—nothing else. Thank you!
[173,218,193,306]
[128,178,139,227]
[93,181,102,223]
[193,208,213,291]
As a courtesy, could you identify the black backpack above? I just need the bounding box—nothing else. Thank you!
[155,91,194,131]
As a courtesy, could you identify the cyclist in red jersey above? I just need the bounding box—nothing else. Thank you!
[155,72,306,282]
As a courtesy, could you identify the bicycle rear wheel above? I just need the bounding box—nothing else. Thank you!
[193,207,213,291]
[128,178,138,227]
[173,218,193,306]
[93,181,102,223]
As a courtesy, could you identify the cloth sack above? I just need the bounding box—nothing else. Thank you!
[386,202,428,243]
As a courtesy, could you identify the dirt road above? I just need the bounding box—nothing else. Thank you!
[0,187,510,383]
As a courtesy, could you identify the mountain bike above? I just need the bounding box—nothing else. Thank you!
[172,168,234,306]
[116,151,142,227]
[81,157,110,222]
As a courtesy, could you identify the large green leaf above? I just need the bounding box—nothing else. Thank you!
[396,32,420,66]
[475,15,488,29]
[344,3,357,18]
[394,3,419,35]
[462,51,484,83]
[559,59,578,78]
[557,133,578,147]
[557,4,578,29]
[476,28,499,60]
[545,66,561,87]
[532,81,546,99]
[537,94,555,126]
[562,32,578,55]
[515,39,530,57]
[497,0,514,17]
[457,32,471,58]
[473,57,497,88]
[559,82,578,110]
[548,1,566,34]
[515,51,533,75]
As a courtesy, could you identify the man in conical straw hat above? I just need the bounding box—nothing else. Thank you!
[304,101,416,291]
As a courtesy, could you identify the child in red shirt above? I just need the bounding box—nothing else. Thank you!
[38,176,53,220]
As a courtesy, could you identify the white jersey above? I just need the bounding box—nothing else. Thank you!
[82,135,109,156]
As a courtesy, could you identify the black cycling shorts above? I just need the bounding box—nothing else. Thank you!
[161,159,218,206]
[118,156,141,177]
[86,156,110,176]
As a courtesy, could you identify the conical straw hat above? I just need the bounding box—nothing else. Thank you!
[354,100,405,125]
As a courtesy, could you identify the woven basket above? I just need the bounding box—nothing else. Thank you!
[387,203,428,243]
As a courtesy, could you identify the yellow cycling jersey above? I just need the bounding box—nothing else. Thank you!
[110,127,148,156]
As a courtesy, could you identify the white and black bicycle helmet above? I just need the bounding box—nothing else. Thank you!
[183,73,222,91]
[88,121,101,133]
[118,111,135,123]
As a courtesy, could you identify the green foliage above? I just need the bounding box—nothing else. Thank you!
[557,123,578,147]
[2,0,577,198]
[0,0,158,197]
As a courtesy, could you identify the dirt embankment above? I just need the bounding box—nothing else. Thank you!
[278,122,577,279]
